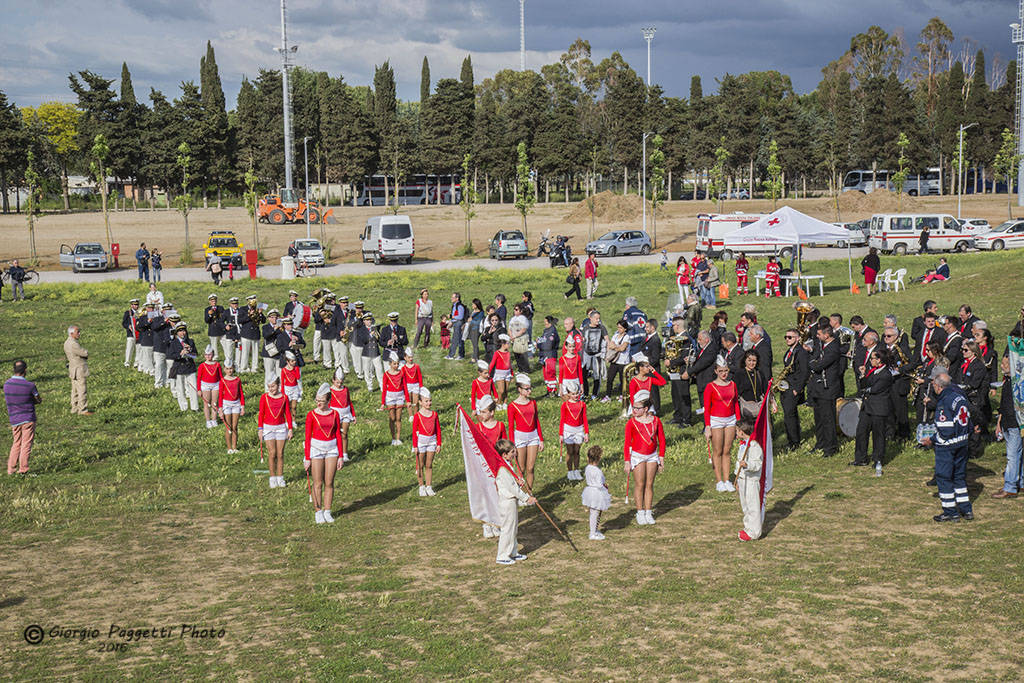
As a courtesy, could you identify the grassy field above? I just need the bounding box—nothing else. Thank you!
[2,251,1023,679]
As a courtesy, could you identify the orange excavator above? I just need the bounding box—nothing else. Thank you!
[257,188,335,225]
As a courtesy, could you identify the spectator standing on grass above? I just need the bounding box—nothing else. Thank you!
[413,289,433,348]
[151,249,163,283]
[584,253,599,300]
[7,260,26,301]
[861,247,880,297]
[445,293,467,360]
[992,356,1022,499]
[703,259,720,309]
[135,243,150,282]
[63,325,91,416]
[5,360,40,475]
[468,299,486,361]
[494,294,507,325]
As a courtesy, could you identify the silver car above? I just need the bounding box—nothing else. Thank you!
[488,230,528,259]
[585,230,652,257]
[59,242,109,273]
[294,238,325,266]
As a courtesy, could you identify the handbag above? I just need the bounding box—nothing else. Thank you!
[264,341,280,357]
[566,273,576,284]
[739,398,760,419]
[512,335,529,354]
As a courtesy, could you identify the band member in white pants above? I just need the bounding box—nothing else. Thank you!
[122,298,140,368]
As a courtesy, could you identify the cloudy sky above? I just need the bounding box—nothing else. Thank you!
[2,0,1019,109]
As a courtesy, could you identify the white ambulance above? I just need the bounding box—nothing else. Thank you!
[867,214,975,255]
[696,212,793,260]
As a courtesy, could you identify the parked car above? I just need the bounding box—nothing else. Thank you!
[957,217,990,233]
[827,223,869,248]
[972,219,1024,250]
[488,230,528,259]
[718,188,750,200]
[203,231,244,267]
[361,215,414,264]
[585,230,652,257]
[679,188,707,200]
[59,242,109,273]
[293,238,325,266]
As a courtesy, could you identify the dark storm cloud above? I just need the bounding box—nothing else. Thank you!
[122,0,213,22]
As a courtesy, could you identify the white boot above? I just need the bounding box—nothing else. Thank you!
[645,510,656,525]
[418,485,426,497]
[314,510,325,524]
[636,510,646,525]
[322,510,335,523]
[425,486,436,496]
[269,477,276,489]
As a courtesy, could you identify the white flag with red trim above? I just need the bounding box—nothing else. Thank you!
[754,380,775,520]
[457,405,518,528]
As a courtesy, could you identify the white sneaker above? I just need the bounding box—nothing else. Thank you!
[391,439,397,446]
[408,414,414,423]
[425,486,436,496]
[645,510,656,524]
[566,471,574,481]
[395,440,402,446]
[715,481,725,492]
[589,531,606,540]
[418,485,426,497]
[725,481,736,492]
[322,510,335,523]
[636,511,647,525]
[269,477,277,489]
[695,408,704,415]
[496,558,515,565]
[315,510,325,524]
[278,477,286,488]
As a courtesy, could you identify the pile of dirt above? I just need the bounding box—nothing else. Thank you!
[562,190,661,224]
[817,190,923,217]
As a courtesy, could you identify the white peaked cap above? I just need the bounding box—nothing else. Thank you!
[515,373,532,386]
[477,395,495,411]
[419,387,431,399]
[334,368,345,381]
[316,382,331,398]
[477,360,490,371]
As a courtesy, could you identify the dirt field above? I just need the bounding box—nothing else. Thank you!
[0,192,1017,269]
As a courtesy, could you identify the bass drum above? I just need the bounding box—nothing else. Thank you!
[295,303,312,329]
[836,397,862,438]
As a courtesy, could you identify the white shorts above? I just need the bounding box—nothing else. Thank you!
[514,429,541,448]
[709,415,737,429]
[629,449,661,470]
[221,399,241,415]
[284,383,302,402]
[493,369,512,381]
[309,437,339,459]
[261,424,289,441]
[406,383,421,397]
[385,390,406,406]
[561,424,586,445]
[200,381,219,393]
[332,406,354,423]
[415,434,438,453]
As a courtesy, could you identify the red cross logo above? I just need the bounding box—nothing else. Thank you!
[955,405,969,426]
[768,218,780,226]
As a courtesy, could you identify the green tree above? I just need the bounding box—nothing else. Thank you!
[709,137,730,210]
[514,142,535,238]
[993,128,1022,219]
[373,61,399,204]
[142,89,181,210]
[21,102,80,212]
[176,142,194,263]
[892,132,910,211]
[648,134,665,247]
[0,89,25,213]
[762,139,783,210]
[200,42,232,208]
[459,153,478,252]
[113,62,145,210]
[90,134,112,245]
[23,150,42,261]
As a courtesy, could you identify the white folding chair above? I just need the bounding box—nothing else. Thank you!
[891,268,907,292]
[876,268,892,291]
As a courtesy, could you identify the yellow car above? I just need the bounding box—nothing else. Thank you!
[203,231,244,267]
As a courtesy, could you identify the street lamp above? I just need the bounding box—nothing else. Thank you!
[642,131,654,238]
[957,122,977,219]
[303,136,311,239]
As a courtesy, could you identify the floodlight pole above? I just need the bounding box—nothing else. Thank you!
[642,132,653,235]
[519,0,526,71]
[303,136,311,239]
[642,27,656,86]
[957,122,977,219]
[278,0,297,191]
[1012,9,1024,205]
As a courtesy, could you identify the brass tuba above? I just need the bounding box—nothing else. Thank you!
[793,300,818,343]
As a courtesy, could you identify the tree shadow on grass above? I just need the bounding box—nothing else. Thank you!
[762,485,814,537]
[334,482,417,516]
[518,478,580,554]
[602,482,704,531]
[0,596,25,609]
[431,472,464,494]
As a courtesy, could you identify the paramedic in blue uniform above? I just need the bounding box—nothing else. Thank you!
[921,370,974,522]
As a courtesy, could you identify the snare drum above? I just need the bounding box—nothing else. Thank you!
[836,397,862,438]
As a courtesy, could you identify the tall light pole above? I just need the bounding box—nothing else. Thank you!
[519,0,526,71]
[957,122,978,219]
[642,132,653,234]
[642,27,656,85]
[1012,5,1024,206]
[277,0,298,193]
[303,136,311,239]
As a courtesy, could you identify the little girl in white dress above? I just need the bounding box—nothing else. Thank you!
[581,446,612,540]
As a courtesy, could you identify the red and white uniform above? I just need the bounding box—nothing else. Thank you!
[258,393,294,440]
[735,257,749,294]
[508,399,543,448]
[703,380,741,428]
[477,419,507,445]
[281,364,302,401]
[628,371,667,406]
[677,261,691,286]
[765,261,781,297]
[197,361,223,392]
[304,409,343,460]
[412,410,442,453]
[542,357,558,391]
[489,350,512,381]
[217,375,244,414]
[562,329,583,356]
[559,399,589,445]
[402,362,423,397]
[381,370,409,406]
[471,376,496,412]
[329,386,355,423]
[623,416,666,468]
[557,353,582,391]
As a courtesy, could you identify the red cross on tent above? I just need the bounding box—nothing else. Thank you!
[768,218,781,226]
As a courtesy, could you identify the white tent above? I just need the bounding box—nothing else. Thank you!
[723,205,855,290]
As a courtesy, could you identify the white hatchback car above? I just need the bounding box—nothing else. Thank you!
[972,220,1024,251]
[958,218,990,233]
[293,238,325,266]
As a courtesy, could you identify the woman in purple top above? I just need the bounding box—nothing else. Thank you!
[4,360,40,474]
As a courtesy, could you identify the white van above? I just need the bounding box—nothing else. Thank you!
[867,214,974,255]
[696,212,793,260]
[361,215,415,264]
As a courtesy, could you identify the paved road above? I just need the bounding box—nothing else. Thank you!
[35,247,869,284]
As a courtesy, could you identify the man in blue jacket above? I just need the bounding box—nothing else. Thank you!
[135,243,150,282]
[922,370,974,522]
